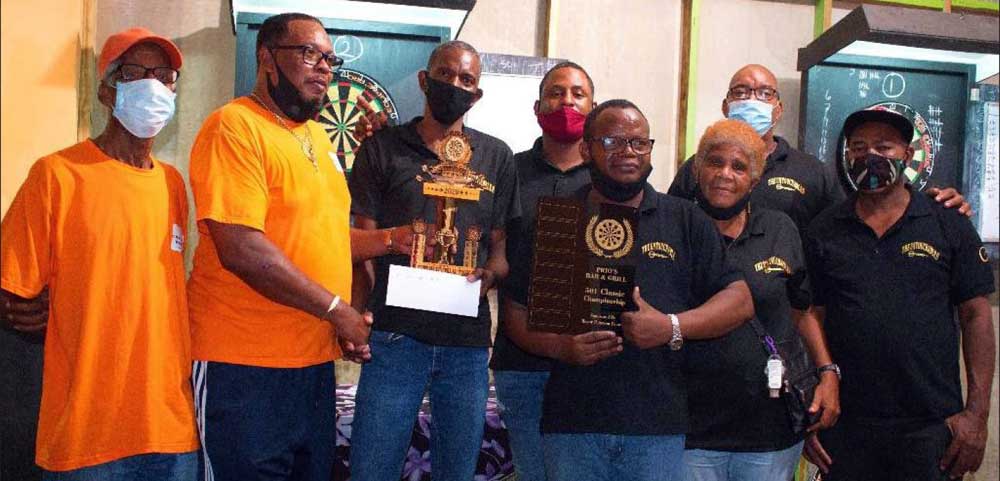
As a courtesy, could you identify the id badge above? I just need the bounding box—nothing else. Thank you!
[766,354,784,398]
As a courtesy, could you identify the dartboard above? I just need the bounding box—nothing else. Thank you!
[317,68,398,172]
[837,102,935,192]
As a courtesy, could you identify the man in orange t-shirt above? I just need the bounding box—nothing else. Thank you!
[0,28,198,481]
[187,13,407,481]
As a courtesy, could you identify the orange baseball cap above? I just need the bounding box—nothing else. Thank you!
[98,27,183,77]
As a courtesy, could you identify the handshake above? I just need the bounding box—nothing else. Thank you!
[326,300,374,365]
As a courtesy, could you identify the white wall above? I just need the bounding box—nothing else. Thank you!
[695,0,850,151]
[459,0,545,56]
[552,0,684,190]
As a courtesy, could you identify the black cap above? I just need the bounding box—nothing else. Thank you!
[842,108,914,144]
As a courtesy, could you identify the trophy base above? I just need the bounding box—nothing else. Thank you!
[411,260,476,277]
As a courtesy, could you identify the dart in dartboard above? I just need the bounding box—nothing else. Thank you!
[317,68,399,172]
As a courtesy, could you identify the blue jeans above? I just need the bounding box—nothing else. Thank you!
[682,441,804,481]
[543,433,686,481]
[350,330,489,481]
[42,452,197,481]
[493,370,550,481]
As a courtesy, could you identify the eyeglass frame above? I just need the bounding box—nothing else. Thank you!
[269,44,344,70]
[113,63,180,85]
[726,85,780,102]
[589,136,656,154]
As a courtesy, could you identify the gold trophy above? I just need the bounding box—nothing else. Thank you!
[412,131,488,276]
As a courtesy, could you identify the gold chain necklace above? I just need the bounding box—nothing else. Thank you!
[249,93,318,172]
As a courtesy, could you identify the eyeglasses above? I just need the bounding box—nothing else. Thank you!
[115,63,180,85]
[270,45,343,70]
[592,136,655,154]
[727,85,779,102]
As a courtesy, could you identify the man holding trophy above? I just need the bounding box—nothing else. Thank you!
[346,40,520,481]
[503,99,754,480]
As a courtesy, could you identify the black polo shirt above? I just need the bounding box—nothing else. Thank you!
[520,184,744,436]
[349,117,520,347]
[805,186,995,421]
[686,208,810,452]
[491,137,592,372]
[668,136,845,232]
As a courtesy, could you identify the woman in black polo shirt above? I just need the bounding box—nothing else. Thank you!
[682,119,840,481]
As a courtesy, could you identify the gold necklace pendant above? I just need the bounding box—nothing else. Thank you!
[250,93,319,172]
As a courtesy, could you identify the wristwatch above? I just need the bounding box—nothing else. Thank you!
[817,363,841,380]
[668,313,683,351]
[383,228,396,254]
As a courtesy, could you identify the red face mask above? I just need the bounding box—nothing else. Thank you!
[536,106,586,143]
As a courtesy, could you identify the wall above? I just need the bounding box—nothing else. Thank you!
[692,0,859,153]
[0,0,83,216]
[551,0,684,191]
[92,0,237,269]
[463,0,683,190]
[459,0,546,57]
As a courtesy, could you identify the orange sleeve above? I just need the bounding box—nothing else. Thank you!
[0,159,54,298]
[189,118,268,231]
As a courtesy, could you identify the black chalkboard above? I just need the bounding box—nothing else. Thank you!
[799,54,976,192]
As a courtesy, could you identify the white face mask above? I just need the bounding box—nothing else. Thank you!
[113,79,176,139]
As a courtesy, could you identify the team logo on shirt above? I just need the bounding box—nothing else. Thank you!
[641,242,676,261]
[767,177,806,195]
[901,241,940,261]
[979,246,990,263]
[586,215,634,259]
[753,256,792,275]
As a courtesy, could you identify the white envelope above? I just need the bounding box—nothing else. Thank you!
[385,264,481,317]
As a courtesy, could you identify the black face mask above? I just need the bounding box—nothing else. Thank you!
[588,161,652,203]
[268,53,325,122]
[424,75,477,125]
[694,185,751,220]
[849,152,904,192]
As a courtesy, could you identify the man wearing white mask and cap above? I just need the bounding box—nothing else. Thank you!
[0,27,198,481]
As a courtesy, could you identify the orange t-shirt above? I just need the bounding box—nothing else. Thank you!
[187,97,352,367]
[0,140,197,471]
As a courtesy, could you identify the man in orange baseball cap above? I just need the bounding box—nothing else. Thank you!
[0,26,197,481]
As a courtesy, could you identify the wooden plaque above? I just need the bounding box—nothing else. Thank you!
[527,197,638,334]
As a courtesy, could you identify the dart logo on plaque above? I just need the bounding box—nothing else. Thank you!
[410,131,488,276]
[528,197,638,334]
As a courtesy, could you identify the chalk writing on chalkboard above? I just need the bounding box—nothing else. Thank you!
[882,72,906,98]
[334,35,364,63]
[819,89,833,161]
[982,102,999,241]
[927,105,944,152]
